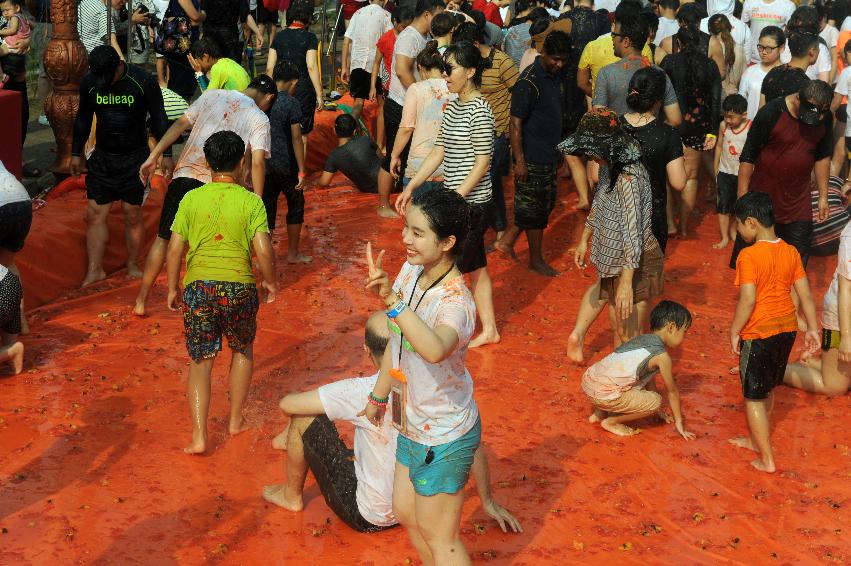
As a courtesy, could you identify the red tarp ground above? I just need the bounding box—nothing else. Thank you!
[2,100,849,564]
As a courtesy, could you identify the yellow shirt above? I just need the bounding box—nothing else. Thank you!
[579,34,654,94]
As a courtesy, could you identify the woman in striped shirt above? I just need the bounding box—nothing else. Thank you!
[396,41,501,348]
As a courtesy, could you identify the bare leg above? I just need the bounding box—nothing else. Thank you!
[468,268,500,348]
[4,261,28,335]
[227,347,254,435]
[83,200,111,287]
[274,389,324,449]
[133,237,168,316]
[666,183,677,235]
[714,213,731,249]
[123,202,144,278]
[493,225,520,261]
[567,281,606,363]
[526,229,558,276]
[588,407,606,423]
[285,223,311,263]
[271,420,290,450]
[600,408,657,436]
[679,147,700,238]
[262,415,315,511]
[416,489,470,565]
[743,395,776,473]
[700,148,715,200]
[567,155,590,209]
[0,331,24,374]
[376,169,398,218]
[376,96,386,153]
[393,463,436,566]
[784,350,851,396]
[352,97,364,120]
[185,356,215,454]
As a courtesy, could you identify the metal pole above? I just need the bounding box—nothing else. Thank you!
[320,0,328,96]
[105,0,112,47]
[126,0,133,59]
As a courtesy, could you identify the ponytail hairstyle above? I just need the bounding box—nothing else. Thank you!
[626,66,667,113]
[443,40,490,87]
[708,14,735,70]
[416,40,444,71]
[410,189,471,259]
[674,25,710,94]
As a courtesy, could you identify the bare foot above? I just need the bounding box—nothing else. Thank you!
[712,238,729,249]
[493,240,519,262]
[81,269,107,288]
[574,200,590,211]
[566,332,584,363]
[530,260,559,277]
[469,330,501,349]
[750,458,776,473]
[271,422,290,450]
[229,417,251,436]
[377,205,399,219]
[600,419,641,436]
[678,230,689,240]
[183,433,207,454]
[286,253,312,264]
[588,408,606,423]
[7,342,24,374]
[132,299,147,317]
[262,484,304,511]
[126,264,143,279]
[728,436,757,452]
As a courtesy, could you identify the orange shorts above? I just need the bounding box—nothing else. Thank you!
[589,388,662,415]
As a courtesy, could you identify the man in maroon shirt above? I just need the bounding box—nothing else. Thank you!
[733,80,833,268]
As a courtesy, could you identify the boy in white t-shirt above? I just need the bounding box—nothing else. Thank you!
[713,94,751,249]
[741,0,795,63]
[739,25,785,118]
[342,0,392,119]
[262,312,522,534]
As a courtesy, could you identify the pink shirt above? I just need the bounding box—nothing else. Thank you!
[400,78,456,180]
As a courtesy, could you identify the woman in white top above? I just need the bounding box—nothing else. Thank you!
[783,222,851,396]
[0,160,29,374]
[738,25,785,119]
[363,189,480,565]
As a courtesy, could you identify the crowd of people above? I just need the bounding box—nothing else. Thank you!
[3,0,851,563]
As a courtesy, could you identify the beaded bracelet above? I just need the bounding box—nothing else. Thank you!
[368,392,389,406]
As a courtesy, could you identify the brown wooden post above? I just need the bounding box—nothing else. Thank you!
[43,0,89,176]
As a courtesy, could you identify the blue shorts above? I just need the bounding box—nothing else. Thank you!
[396,418,481,496]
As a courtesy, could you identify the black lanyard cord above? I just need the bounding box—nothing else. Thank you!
[397,264,455,368]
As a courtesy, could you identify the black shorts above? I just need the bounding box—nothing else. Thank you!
[158,177,205,240]
[0,270,22,335]
[729,219,813,269]
[302,415,392,533]
[295,85,317,135]
[716,171,737,214]
[349,68,380,100]
[0,201,32,252]
[513,161,557,230]
[85,147,149,206]
[263,166,304,229]
[382,97,408,172]
[739,331,796,400]
[457,199,493,274]
[252,3,278,24]
[1,53,26,76]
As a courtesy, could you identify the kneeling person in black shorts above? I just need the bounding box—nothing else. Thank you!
[71,45,172,287]
[263,312,523,534]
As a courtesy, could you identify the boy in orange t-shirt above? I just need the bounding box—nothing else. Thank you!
[729,192,820,474]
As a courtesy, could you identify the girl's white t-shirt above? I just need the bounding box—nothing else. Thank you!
[389,261,478,446]
[738,63,769,119]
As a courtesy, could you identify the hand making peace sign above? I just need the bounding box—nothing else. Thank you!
[364,242,392,300]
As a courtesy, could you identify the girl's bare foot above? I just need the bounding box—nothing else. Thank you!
[493,240,518,261]
[750,458,776,473]
[469,329,500,349]
[728,436,757,452]
[82,268,107,288]
[132,300,147,317]
[229,417,251,436]
[574,200,590,211]
[566,332,584,363]
[271,422,290,450]
[712,238,729,249]
[126,263,143,278]
[184,433,207,454]
[262,484,304,511]
[588,408,606,423]
[377,205,398,219]
[600,419,641,436]
[286,253,312,264]
[7,342,24,374]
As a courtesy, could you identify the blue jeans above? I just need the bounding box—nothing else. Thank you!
[490,135,510,231]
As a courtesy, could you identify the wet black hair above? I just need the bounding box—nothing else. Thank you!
[273,59,300,83]
[659,0,679,10]
[543,30,572,57]
[722,93,748,114]
[287,0,314,25]
[674,25,711,95]
[641,10,659,35]
[529,17,552,37]
[759,25,786,47]
[650,300,692,331]
[676,3,701,27]
[626,66,667,112]
[191,37,224,60]
[416,40,445,70]
[392,4,415,24]
[614,0,643,24]
[410,189,471,259]
[415,0,446,17]
[527,6,550,22]
[364,316,390,359]
[334,114,358,137]
[88,45,121,88]
[788,5,820,35]
[788,31,819,57]
[515,0,532,13]
[431,10,456,37]
[616,11,649,49]
[204,131,246,172]
[734,191,775,227]
[443,40,489,87]
[801,79,833,108]
[830,0,850,28]
[452,21,482,44]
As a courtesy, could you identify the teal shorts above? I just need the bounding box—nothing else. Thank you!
[396,418,481,496]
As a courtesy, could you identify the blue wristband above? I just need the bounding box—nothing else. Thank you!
[386,300,407,319]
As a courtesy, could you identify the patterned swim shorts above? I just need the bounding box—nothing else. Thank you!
[182,280,259,362]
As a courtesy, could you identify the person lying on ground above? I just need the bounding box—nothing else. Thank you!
[317,114,383,194]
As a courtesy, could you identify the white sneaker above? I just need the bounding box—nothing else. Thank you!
[38,114,49,126]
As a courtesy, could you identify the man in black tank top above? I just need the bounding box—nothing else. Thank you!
[71,46,171,288]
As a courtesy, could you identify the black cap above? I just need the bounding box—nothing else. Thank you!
[798,98,827,126]
[247,74,277,95]
[88,45,121,89]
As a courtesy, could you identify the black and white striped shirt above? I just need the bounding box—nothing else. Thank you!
[434,96,495,204]
[77,0,119,54]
